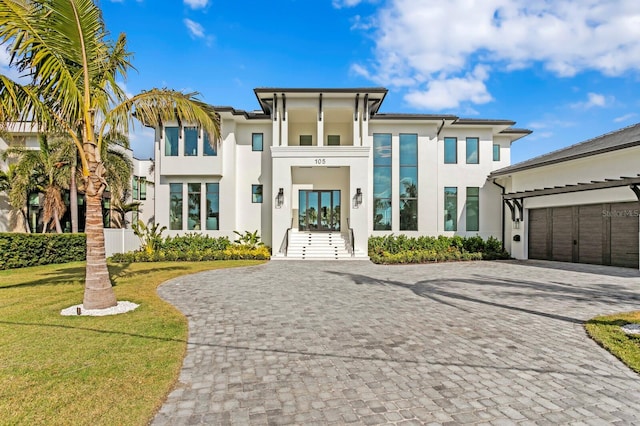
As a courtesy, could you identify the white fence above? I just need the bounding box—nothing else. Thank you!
[103,228,140,257]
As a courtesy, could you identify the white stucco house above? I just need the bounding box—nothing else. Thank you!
[149,87,531,259]
[0,122,153,234]
[492,123,640,269]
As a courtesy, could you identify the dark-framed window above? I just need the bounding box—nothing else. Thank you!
[184,126,198,156]
[204,131,217,156]
[252,133,263,151]
[139,177,147,200]
[165,127,179,156]
[300,135,312,146]
[187,183,201,230]
[373,133,392,230]
[466,187,479,232]
[206,183,219,230]
[444,187,457,231]
[169,183,182,230]
[399,133,418,231]
[444,137,457,164]
[493,144,500,161]
[327,135,340,146]
[466,137,479,164]
[252,184,263,203]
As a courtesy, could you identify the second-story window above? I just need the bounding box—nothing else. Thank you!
[493,144,500,161]
[204,131,217,156]
[252,133,263,151]
[184,127,198,156]
[466,137,479,164]
[165,127,179,156]
[327,135,340,146]
[300,135,312,146]
[444,137,457,164]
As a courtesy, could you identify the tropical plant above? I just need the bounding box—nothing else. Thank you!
[233,230,264,249]
[2,135,75,233]
[0,0,220,309]
[111,200,140,229]
[132,220,166,255]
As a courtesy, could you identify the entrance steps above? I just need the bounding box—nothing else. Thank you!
[272,231,368,260]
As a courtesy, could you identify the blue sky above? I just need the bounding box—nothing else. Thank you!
[75,1,640,162]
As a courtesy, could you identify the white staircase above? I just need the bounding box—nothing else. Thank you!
[273,231,368,260]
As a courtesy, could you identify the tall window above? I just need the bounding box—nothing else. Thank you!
[327,135,340,146]
[187,183,201,230]
[252,133,263,151]
[444,137,457,164]
[169,183,182,230]
[373,133,392,230]
[203,131,217,156]
[493,144,500,161]
[132,176,139,200]
[399,133,418,231]
[165,127,179,156]
[184,127,198,156]
[466,187,479,232]
[139,177,147,200]
[466,137,479,164]
[444,187,457,231]
[206,183,219,230]
[252,184,263,203]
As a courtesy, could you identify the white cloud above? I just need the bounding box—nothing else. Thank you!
[614,112,638,123]
[184,0,208,9]
[352,0,640,110]
[404,66,492,109]
[184,18,205,39]
[333,0,366,8]
[571,92,614,109]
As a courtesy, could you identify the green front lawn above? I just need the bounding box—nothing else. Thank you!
[586,311,640,375]
[0,260,265,425]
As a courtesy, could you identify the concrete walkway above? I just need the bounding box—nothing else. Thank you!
[153,260,640,425]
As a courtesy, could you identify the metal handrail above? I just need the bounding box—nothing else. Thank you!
[283,217,294,256]
[347,218,355,257]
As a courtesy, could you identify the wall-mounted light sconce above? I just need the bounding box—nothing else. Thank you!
[276,188,284,207]
[513,218,520,229]
[355,188,363,205]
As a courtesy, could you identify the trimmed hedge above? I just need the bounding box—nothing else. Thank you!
[368,234,509,264]
[0,233,86,270]
[109,245,270,263]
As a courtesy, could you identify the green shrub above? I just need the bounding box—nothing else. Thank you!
[0,233,86,270]
[109,244,270,263]
[161,234,231,252]
[368,234,508,264]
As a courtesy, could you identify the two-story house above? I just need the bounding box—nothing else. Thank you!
[150,87,531,259]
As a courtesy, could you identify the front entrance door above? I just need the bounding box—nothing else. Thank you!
[299,190,340,231]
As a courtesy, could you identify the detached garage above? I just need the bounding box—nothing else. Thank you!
[492,123,640,269]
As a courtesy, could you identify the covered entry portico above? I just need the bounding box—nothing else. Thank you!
[271,146,370,258]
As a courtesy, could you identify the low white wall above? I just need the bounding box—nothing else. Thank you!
[103,228,140,257]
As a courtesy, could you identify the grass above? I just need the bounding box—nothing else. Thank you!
[585,311,640,375]
[0,259,265,425]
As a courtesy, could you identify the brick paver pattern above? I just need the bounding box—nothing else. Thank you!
[152,260,640,425]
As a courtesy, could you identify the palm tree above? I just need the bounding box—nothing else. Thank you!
[0,0,220,309]
[2,134,74,233]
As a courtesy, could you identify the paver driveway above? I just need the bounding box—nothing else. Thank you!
[153,260,640,425]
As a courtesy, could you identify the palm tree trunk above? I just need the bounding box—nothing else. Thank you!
[70,162,78,233]
[54,209,62,233]
[83,186,116,309]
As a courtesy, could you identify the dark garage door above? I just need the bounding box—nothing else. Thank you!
[528,202,639,268]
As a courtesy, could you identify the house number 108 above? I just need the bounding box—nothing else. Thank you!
[314,158,326,165]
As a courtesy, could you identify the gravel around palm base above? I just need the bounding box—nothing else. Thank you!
[60,301,139,316]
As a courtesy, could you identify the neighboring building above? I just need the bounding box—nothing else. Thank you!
[492,123,640,269]
[150,87,530,258]
[0,123,152,233]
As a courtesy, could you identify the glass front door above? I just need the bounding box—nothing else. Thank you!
[299,190,340,231]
